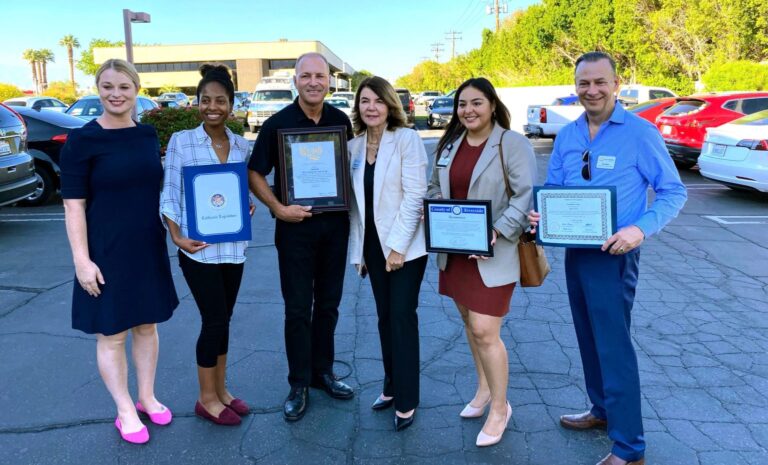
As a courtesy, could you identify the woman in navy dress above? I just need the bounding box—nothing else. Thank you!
[60,59,179,444]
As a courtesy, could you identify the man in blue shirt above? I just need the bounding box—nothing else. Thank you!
[529,52,687,465]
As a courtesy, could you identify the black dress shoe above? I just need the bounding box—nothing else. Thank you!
[371,396,394,410]
[395,411,415,431]
[310,373,354,400]
[283,386,308,422]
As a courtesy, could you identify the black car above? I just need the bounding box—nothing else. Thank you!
[395,88,416,128]
[14,107,85,206]
[0,104,36,208]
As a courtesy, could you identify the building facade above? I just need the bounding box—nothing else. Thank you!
[93,40,355,95]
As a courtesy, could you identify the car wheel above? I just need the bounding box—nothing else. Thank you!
[674,160,696,170]
[18,165,55,207]
[427,116,434,128]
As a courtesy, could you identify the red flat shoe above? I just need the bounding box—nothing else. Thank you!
[194,401,241,426]
[225,398,250,416]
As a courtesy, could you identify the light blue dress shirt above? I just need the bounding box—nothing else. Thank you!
[545,102,687,238]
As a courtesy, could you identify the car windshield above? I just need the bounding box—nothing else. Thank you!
[3,101,25,107]
[66,99,103,117]
[619,89,640,99]
[432,98,453,108]
[731,109,768,126]
[663,100,706,116]
[628,101,661,113]
[159,93,178,99]
[253,90,293,101]
[326,100,350,108]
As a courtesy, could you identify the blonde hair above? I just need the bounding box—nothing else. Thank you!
[95,59,141,90]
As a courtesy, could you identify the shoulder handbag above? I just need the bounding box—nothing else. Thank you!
[498,131,550,287]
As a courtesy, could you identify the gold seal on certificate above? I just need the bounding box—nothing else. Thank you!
[533,186,617,248]
[423,199,493,256]
[277,126,351,212]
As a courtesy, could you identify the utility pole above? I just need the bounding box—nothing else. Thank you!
[445,31,462,59]
[486,0,508,32]
[430,42,444,62]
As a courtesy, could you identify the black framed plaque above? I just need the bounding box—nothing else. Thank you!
[277,126,350,212]
[424,199,494,256]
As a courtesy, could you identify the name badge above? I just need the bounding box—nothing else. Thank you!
[596,156,616,170]
[436,144,453,168]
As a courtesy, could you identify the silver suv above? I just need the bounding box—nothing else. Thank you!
[0,104,36,207]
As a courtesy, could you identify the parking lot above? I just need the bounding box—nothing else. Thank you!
[1,135,767,464]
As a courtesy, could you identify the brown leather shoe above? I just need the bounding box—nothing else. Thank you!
[596,453,644,465]
[559,410,608,430]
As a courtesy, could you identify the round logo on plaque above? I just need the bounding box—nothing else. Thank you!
[452,205,462,215]
[211,193,226,208]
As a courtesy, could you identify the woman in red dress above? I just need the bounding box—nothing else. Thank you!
[427,77,536,447]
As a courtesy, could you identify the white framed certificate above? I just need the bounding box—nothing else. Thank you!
[423,199,493,256]
[533,186,617,248]
[183,162,252,243]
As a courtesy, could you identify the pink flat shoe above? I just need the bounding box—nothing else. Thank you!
[114,418,149,444]
[225,398,250,416]
[476,402,512,447]
[136,401,173,426]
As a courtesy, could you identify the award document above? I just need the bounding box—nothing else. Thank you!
[277,126,351,212]
[424,199,493,256]
[533,186,617,248]
[183,162,252,243]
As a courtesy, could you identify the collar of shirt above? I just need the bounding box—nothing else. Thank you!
[574,100,626,142]
[192,123,247,152]
[291,97,331,124]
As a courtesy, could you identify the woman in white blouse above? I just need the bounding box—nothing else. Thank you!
[348,76,428,431]
[160,64,253,426]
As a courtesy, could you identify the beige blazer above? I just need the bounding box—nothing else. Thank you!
[427,123,536,287]
[349,127,428,268]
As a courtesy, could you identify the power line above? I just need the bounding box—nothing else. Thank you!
[430,42,445,62]
[452,0,477,31]
[445,31,463,59]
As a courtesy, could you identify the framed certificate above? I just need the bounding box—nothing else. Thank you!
[424,199,493,256]
[533,186,617,248]
[182,162,252,243]
[277,126,350,212]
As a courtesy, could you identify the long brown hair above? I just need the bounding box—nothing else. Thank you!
[435,77,510,159]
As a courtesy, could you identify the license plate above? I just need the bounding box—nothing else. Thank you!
[710,143,726,157]
[661,125,672,135]
[0,140,11,156]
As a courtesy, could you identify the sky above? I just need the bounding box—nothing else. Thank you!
[0,0,537,91]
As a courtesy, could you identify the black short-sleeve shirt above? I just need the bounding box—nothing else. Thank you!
[248,97,353,202]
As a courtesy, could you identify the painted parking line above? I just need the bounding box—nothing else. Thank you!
[0,213,65,222]
[704,215,768,225]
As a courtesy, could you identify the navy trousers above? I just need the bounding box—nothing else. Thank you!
[565,248,644,462]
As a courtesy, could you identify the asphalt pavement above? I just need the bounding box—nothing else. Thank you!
[1,136,767,465]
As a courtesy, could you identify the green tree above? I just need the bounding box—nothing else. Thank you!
[37,49,55,92]
[350,70,373,91]
[77,39,124,76]
[22,49,39,94]
[59,35,80,91]
[0,83,24,101]
[159,85,181,94]
[44,81,78,105]
[703,61,768,91]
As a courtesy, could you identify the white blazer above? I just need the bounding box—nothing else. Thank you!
[349,127,428,268]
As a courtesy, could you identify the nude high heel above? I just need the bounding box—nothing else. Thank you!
[475,402,512,447]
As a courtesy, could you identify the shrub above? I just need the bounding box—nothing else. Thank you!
[140,106,244,153]
[703,61,768,92]
[44,81,78,105]
[0,83,25,102]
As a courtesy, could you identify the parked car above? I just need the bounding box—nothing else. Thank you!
[65,95,158,121]
[3,96,69,113]
[656,92,768,168]
[415,91,441,105]
[394,88,416,128]
[155,92,189,107]
[427,97,454,128]
[324,98,352,118]
[247,74,297,132]
[618,85,677,106]
[698,109,768,192]
[331,91,355,105]
[0,104,37,208]
[626,97,677,124]
[524,96,584,138]
[13,107,85,206]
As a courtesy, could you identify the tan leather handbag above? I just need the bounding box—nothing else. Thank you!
[498,131,550,287]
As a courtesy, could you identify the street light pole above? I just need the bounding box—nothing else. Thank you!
[122,9,151,64]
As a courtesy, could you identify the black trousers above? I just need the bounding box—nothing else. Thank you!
[178,252,244,368]
[364,227,427,412]
[275,213,349,387]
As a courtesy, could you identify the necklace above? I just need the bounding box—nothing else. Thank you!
[212,139,227,150]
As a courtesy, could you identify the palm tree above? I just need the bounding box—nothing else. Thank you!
[22,49,39,94]
[37,49,55,92]
[59,35,80,92]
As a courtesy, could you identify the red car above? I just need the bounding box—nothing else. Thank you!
[626,97,677,124]
[655,92,768,168]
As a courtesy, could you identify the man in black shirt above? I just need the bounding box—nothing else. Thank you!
[248,52,354,422]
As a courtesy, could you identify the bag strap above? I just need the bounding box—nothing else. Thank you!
[498,130,513,198]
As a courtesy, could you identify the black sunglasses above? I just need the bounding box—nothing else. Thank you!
[581,150,591,181]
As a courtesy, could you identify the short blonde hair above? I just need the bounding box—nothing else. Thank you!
[95,59,141,90]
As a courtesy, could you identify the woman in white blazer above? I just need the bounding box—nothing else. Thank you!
[348,76,428,432]
[427,78,536,447]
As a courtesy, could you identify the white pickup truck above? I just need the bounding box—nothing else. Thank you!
[524,95,584,138]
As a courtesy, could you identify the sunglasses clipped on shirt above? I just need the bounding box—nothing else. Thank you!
[581,150,591,181]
